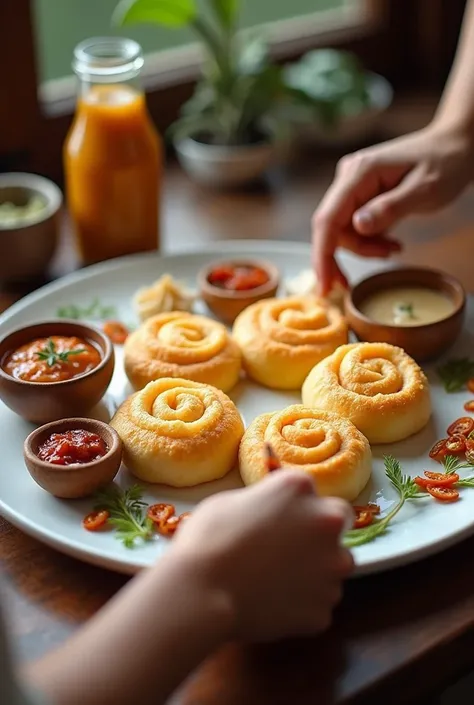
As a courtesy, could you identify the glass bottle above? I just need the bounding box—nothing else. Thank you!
[64,37,161,265]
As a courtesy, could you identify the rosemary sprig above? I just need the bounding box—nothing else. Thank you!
[437,358,474,393]
[36,338,85,367]
[343,456,426,548]
[94,485,154,548]
[57,298,117,321]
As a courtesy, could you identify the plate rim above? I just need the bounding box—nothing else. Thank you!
[0,240,472,577]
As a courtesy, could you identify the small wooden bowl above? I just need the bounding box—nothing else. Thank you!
[23,418,122,499]
[198,259,279,324]
[345,267,466,362]
[0,320,114,424]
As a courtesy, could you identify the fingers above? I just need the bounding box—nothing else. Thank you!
[339,232,402,258]
[353,166,429,235]
[314,497,354,536]
[312,149,411,294]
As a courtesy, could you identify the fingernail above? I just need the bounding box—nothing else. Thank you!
[354,209,374,228]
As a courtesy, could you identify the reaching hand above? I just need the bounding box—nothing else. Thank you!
[173,469,354,642]
[311,124,474,294]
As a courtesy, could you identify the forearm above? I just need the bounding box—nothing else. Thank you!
[24,551,233,705]
[434,0,474,133]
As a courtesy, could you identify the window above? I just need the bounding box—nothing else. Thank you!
[0,0,468,178]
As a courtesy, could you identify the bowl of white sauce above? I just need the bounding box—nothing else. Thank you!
[345,267,466,362]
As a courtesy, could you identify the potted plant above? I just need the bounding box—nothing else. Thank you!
[113,0,289,188]
[283,49,393,148]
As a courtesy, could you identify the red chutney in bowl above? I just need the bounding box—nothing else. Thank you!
[208,264,270,291]
[38,429,108,466]
[2,335,101,383]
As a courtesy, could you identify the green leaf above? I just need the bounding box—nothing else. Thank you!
[210,0,238,29]
[114,0,196,28]
[436,358,474,393]
[237,31,269,74]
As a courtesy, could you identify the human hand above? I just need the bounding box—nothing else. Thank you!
[173,470,353,642]
[311,123,474,294]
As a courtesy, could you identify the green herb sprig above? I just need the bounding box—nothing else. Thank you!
[395,302,415,318]
[94,485,154,548]
[442,454,474,475]
[343,456,426,548]
[441,455,474,487]
[57,298,117,321]
[437,358,474,393]
[36,338,85,367]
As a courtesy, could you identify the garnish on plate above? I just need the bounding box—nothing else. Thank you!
[36,338,86,367]
[352,503,380,529]
[343,456,426,548]
[83,509,110,532]
[86,486,191,546]
[102,320,129,344]
[429,438,449,462]
[447,417,474,437]
[437,358,474,393]
[146,502,190,535]
[93,485,154,548]
[264,442,281,472]
[57,298,117,321]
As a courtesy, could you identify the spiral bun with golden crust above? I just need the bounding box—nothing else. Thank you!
[124,312,241,392]
[110,378,244,486]
[232,296,348,390]
[239,405,371,501]
[302,342,431,444]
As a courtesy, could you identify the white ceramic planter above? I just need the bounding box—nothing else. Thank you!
[174,137,276,188]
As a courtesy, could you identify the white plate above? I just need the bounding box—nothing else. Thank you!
[0,241,473,576]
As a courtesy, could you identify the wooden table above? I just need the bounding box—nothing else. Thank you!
[2,93,474,705]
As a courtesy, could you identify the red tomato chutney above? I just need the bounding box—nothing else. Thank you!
[38,429,108,465]
[2,336,101,383]
[208,264,269,291]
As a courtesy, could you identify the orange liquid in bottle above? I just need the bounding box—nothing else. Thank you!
[64,84,161,264]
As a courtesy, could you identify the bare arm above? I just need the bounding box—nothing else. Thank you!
[312,0,474,294]
[435,0,474,133]
[25,552,232,705]
[23,472,352,705]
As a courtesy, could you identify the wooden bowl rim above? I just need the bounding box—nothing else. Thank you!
[346,267,466,332]
[0,319,113,387]
[198,258,280,300]
[23,417,122,474]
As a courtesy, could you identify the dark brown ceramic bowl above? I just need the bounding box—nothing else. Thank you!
[0,320,114,424]
[198,258,280,324]
[23,417,122,498]
[345,267,466,362]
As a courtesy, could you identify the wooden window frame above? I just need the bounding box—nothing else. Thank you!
[0,0,468,180]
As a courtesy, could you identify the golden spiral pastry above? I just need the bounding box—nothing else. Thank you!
[110,378,244,486]
[124,311,242,392]
[302,342,431,444]
[232,296,348,390]
[239,405,371,501]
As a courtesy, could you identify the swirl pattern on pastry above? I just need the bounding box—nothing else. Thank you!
[239,405,371,501]
[232,296,348,389]
[124,311,242,392]
[302,342,431,443]
[110,378,244,486]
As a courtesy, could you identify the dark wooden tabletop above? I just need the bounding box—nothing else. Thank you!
[2,93,474,705]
